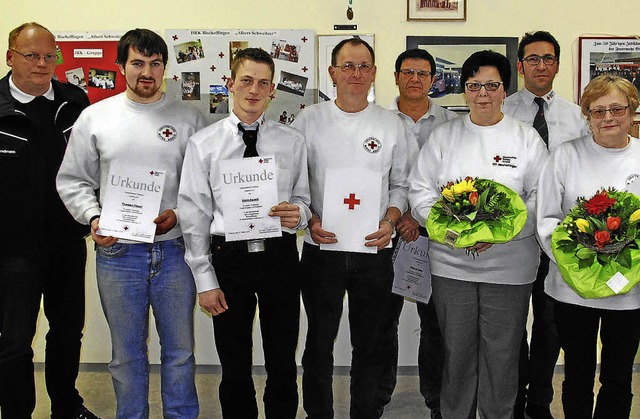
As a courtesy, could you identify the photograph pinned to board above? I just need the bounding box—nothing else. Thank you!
[210,85,229,114]
[88,68,116,90]
[174,39,206,64]
[181,72,200,101]
[65,67,87,92]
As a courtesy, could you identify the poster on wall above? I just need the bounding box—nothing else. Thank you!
[317,34,375,103]
[54,32,125,104]
[165,29,316,125]
[579,37,640,114]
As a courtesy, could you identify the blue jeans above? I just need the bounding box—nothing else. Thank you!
[96,237,198,419]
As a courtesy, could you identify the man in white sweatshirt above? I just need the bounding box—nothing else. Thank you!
[57,29,205,419]
[293,38,416,418]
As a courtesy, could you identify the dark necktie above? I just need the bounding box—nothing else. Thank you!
[533,97,549,147]
[237,123,259,158]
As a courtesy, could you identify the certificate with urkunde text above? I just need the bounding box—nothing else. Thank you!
[219,155,282,241]
[98,163,166,243]
[392,236,431,304]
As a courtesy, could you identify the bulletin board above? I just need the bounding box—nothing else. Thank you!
[54,31,125,104]
[164,29,316,125]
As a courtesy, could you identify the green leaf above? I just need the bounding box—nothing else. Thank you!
[576,247,596,259]
[466,211,477,221]
[578,255,594,269]
[617,247,632,269]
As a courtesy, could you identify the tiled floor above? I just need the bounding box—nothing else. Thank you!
[30,365,640,418]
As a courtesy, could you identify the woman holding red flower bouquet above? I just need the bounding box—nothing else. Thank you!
[536,75,640,418]
[409,50,548,419]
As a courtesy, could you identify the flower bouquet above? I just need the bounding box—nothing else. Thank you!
[426,177,527,250]
[551,189,640,299]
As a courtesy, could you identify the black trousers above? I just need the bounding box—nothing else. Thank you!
[555,299,640,419]
[211,233,300,419]
[300,243,395,419]
[0,238,87,419]
[517,253,560,407]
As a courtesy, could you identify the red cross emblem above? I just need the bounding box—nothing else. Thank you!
[157,125,177,142]
[299,103,306,109]
[343,193,361,210]
[172,75,179,82]
[222,75,228,82]
[172,35,178,41]
[123,226,129,231]
[363,137,382,153]
[210,65,217,72]
[301,36,308,43]
[494,155,502,163]
[218,52,225,59]
[302,66,308,72]
[249,223,255,230]
[149,171,155,175]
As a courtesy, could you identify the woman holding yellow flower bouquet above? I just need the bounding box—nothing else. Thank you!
[536,75,640,418]
[409,50,548,419]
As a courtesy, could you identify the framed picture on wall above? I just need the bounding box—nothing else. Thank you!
[407,0,467,22]
[406,36,518,110]
[578,37,640,114]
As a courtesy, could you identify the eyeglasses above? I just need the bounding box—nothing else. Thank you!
[521,54,558,66]
[11,49,57,63]
[464,81,503,92]
[333,62,374,74]
[587,105,629,119]
[399,68,432,79]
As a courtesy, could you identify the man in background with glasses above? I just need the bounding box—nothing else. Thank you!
[293,38,416,418]
[503,30,590,419]
[375,48,458,419]
[0,22,99,419]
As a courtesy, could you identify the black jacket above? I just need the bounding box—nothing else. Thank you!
[0,72,90,255]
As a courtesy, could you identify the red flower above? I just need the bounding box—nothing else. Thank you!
[469,191,478,206]
[594,230,611,248]
[607,216,621,231]
[584,190,617,215]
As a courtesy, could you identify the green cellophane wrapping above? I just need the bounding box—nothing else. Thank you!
[551,219,640,299]
[426,180,527,248]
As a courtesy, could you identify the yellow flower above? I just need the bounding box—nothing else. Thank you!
[575,218,592,233]
[630,209,640,223]
[451,179,476,195]
[442,187,455,202]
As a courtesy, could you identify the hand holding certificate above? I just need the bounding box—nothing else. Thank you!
[219,155,282,241]
[97,163,166,243]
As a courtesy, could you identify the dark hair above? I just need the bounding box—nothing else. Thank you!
[116,29,168,66]
[394,48,436,75]
[331,38,375,66]
[460,50,511,91]
[230,47,275,81]
[8,22,53,49]
[517,31,560,61]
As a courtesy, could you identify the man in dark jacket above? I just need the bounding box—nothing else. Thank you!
[0,22,98,419]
